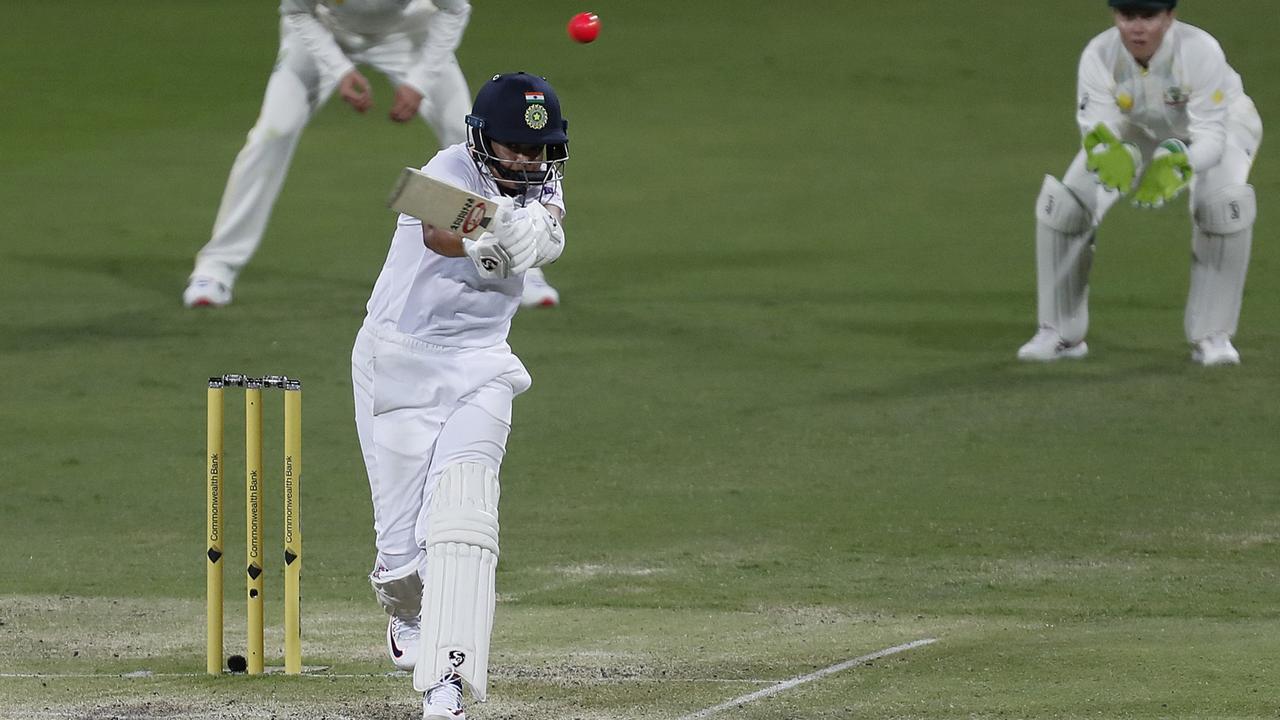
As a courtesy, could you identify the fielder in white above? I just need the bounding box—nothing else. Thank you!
[1018,0,1262,365]
[182,0,473,308]
[352,72,569,720]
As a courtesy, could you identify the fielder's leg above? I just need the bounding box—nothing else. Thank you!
[416,57,470,148]
[1186,184,1256,365]
[414,462,500,702]
[186,23,334,305]
[520,267,561,308]
[1018,174,1096,361]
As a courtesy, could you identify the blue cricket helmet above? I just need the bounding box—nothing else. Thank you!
[467,72,568,145]
[465,72,569,195]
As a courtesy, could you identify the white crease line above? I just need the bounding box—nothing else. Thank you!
[0,671,767,683]
[9,714,361,720]
[675,637,938,720]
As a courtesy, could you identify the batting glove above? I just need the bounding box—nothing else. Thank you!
[1083,123,1142,193]
[522,201,565,267]
[487,197,538,273]
[1132,139,1192,209]
[462,232,512,279]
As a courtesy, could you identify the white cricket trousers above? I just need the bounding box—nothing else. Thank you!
[191,19,471,287]
[351,321,531,574]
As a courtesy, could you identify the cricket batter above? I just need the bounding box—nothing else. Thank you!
[1017,0,1262,365]
[352,72,569,719]
[183,0,471,308]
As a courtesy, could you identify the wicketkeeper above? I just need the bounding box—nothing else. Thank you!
[1018,0,1262,365]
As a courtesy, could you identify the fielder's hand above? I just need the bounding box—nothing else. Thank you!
[1132,140,1192,209]
[390,85,423,123]
[339,70,373,113]
[462,233,512,278]
[1083,123,1141,192]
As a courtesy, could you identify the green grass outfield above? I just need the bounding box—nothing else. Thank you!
[2,1,1278,718]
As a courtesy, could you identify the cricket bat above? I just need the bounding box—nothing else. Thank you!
[387,167,497,239]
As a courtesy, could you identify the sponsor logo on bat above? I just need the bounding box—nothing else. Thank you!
[462,203,490,234]
[452,199,492,234]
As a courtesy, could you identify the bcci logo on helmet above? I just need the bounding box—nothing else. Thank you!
[525,104,548,130]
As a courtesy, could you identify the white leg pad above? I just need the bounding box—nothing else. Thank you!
[1034,175,1095,344]
[413,463,500,701]
[369,556,424,620]
[1186,184,1256,342]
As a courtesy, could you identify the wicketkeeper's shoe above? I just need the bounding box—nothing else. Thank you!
[386,616,421,671]
[422,671,466,719]
[520,267,560,308]
[1017,327,1088,362]
[182,276,233,308]
[1191,333,1240,366]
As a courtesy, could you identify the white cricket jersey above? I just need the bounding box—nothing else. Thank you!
[364,144,567,348]
[278,0,469,92]
[281,0,428,34]
[1076,21,1253,172]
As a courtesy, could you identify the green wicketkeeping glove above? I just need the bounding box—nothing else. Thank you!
[1132,139,1193,209]
[1083,123,1141,192]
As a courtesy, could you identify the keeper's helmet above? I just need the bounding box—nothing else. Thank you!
[465,72,569,197]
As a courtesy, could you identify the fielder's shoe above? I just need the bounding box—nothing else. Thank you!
[422,671,465,720]
[1191,333,1240,366]
[520,267,560,308]
[1017,327,1088,362]
[387,616,421,671]
[183,276,233,308]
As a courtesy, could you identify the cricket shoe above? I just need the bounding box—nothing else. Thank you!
[1017,327,1088,362]
[387,616,421,671]
[183,276,233,308]
[520,267,560,308]
[1191,333,1240,366]
[422,671,465,720]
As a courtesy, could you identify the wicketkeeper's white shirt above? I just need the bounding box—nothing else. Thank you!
[363,144,566,348]
[1076,21,1256,173]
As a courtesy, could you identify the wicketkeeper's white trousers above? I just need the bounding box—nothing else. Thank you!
[351,321,531,574]
[191,20,471,287]
[1042,98,1262,343]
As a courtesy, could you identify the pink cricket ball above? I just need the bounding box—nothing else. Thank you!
[567,12,601,44]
